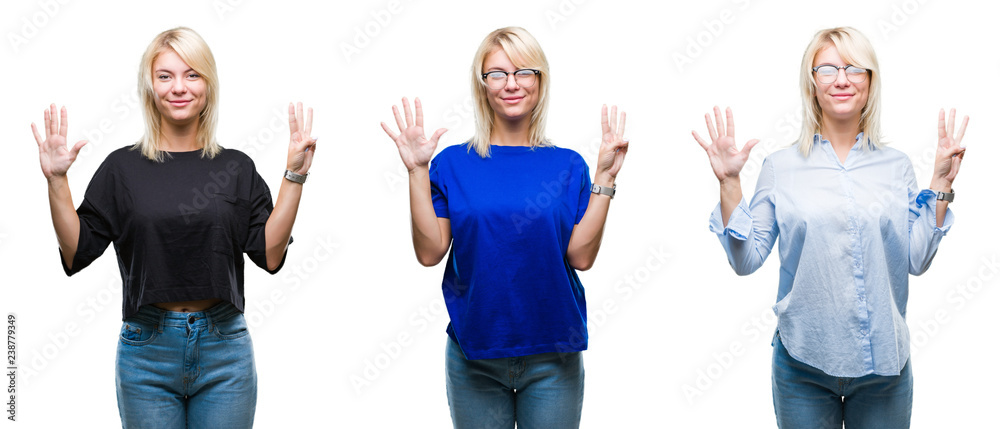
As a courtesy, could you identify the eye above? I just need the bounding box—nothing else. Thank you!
[514,69,535,78]
[187,72,200,79]
[846,66,867,75]
[486,71,507,80]
[816,66,838,76]
[157,74,170,81]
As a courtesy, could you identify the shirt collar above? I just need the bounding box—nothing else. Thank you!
[814,132,867,151]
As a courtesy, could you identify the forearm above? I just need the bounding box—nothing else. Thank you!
[264,178,302,270]
[929,178,952,228]
[408,166,448,266]
[719,177,743,228]
[566,174,613,271]
[47,176,80,268]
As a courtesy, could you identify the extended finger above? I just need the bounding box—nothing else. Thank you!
[429,128,448,144]
[955,115,969,146]
[59,106,68,138]
[937,109,945,141]
[31,123,44,147]
[692,131,710,151]
[610,105,618,134]
[741,139,760,156]
[415,98,424,128]
[380,122,399,141]
[402,97,414,127]
[69,140,88,158]
[617,111,626,140]
[946,108,956,138]
[304,107,313,137]
[49,104,58,136]
[44,107,51,138]
[288,103,299,135]
[725,107,735,137]
[601,105,610,136]
[296,102,304,134]
[713,106,725,139]
[704,113,718,141]
[392,105,406,134]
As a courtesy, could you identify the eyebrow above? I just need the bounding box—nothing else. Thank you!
[154,68,196,74]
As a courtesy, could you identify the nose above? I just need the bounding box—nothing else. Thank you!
[171,78,187,94]
[833,68,850,87]
[503,73,520,91]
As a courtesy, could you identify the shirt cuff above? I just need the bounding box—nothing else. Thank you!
[915,189,954,234]
[708,198,752,240]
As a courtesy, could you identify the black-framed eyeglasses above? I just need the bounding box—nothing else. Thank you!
[481,69,540,90]
[812,65,869,84]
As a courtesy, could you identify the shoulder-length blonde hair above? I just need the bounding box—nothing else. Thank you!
[797,27,883,157]
[134,27,220,162]
[469,26,551,158]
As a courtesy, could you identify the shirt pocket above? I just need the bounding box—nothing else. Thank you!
[211,193,252,256]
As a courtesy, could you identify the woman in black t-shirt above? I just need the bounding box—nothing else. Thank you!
[31,27,315,428]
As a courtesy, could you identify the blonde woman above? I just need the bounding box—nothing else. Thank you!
[692,27,967,428]
[381,26,628,428]
[32,27,315,428]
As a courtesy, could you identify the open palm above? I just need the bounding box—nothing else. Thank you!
[31,104,87,180]
[380,97,447,172]
[692,106,758,182]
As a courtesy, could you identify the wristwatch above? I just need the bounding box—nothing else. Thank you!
[591,183,615,199]
[284,170,308,184]
[936,189,954,202]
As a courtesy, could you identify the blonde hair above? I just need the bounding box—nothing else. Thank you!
[797,27,883,157]
[135,27,220,162]
[469,26,551,158]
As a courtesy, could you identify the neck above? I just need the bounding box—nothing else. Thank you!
[819,113,862,151]
[159,118,201,152]
[490,114,531,147]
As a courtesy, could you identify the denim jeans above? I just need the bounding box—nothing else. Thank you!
[445,337,584,429]
[772,332,912,429]
[116,303,257,429]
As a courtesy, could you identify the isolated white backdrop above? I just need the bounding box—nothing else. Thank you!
[1,0,996,427]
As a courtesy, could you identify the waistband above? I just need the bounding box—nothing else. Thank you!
[126,301,242,332]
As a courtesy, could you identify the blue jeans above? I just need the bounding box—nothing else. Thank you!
[445,338,584,429]
[772,332,912,429]
[115,303,256,429]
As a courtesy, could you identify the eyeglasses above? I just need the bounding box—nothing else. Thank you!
[812,65,869,84]
[481,69,540,90]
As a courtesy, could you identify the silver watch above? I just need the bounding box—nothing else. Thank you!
[284,170,308,184]
[936,189,954,202]
[591,183,615,199]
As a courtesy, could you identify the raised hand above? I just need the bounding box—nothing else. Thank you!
[595,104,629,184]
[286,102,317,175]
[932,108,968,189]
[31,104,88,180]
[692,106,759,183]
[380,97,447,172]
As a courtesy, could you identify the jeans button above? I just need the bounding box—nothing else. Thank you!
[188,316,195,324]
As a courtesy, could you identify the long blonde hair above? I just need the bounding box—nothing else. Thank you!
[469,26,551,158]
[797,27,883,157]
[135,27,221,162]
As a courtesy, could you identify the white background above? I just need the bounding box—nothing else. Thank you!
[1,0,996,427]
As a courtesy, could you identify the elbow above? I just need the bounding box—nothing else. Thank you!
[567,253,595,271]
[415,248,447,267]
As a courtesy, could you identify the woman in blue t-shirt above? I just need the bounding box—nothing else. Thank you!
[32,27,316,428]
[380,26,629,428]
[692,27,967,428]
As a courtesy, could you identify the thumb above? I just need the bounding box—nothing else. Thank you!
[741,139,760,156]
[429,128,448,144]
[69,140,88,158]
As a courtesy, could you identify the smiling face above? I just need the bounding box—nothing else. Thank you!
[151,49,207,128]
[812,44,869,124]
[482,48,539,124]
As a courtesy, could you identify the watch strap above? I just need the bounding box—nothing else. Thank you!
[936,189,954,202]
[591,183,615,199]
[284,170,308,184]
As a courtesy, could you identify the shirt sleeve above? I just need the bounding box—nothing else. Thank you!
[244,165,290,274]
[430,155,449,219]
[905,159,953,275]
[574,156,592,225]
[62,158,122,276]
[707,156,779,275]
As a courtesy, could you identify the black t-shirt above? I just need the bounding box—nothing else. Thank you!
[62,146,290,319]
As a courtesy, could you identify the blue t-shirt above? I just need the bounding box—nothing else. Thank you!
[430,143,592,360]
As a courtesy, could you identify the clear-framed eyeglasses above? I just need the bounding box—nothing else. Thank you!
[481,69,540,90]
[812,65,869,84]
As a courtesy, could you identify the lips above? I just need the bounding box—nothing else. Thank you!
[501,96,523,104]
[831,93,853,101]
[169,100,192,107]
